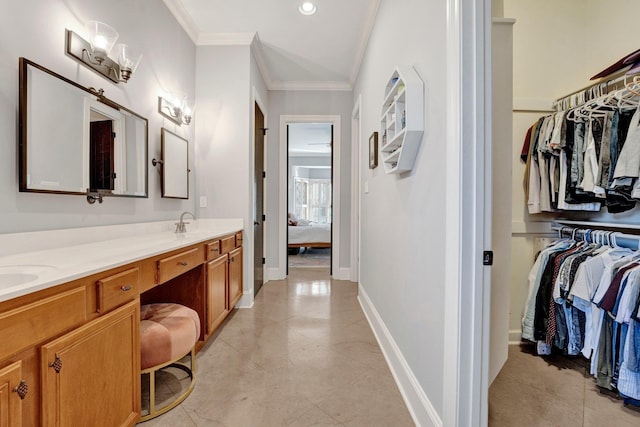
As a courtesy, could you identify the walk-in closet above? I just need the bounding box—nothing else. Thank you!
[489,0,640,424]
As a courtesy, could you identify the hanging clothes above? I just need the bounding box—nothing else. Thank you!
[522,230,640,405]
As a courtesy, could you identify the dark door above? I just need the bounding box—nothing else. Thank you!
[254,103,265,296]
[90,120,115,191]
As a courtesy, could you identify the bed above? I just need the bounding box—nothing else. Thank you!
[288,223,331,249]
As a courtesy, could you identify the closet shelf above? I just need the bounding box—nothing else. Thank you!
[379,66,423,175]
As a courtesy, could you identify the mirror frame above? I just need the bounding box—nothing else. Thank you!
[18,57,149,198]
[160,128,189,199]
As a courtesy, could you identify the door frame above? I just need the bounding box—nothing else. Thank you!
[279,115,341,279]
[350,96,362,283]
[442,0,492,425]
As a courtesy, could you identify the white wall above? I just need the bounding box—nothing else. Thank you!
[353,0,447,422]
[505,0,640,340]
[0,0,196,233]
[266,91,352,270]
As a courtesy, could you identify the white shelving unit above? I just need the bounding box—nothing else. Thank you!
[379,66,424,174]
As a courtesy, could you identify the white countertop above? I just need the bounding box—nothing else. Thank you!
[0,219,243,303]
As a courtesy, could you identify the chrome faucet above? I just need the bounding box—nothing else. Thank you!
[175,211,194,233]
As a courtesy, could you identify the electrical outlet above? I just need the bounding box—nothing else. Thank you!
[199,196,207,208]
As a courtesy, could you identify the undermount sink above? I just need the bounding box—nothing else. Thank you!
[0,265,57,287]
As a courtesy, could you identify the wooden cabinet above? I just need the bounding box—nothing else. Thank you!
[206,255,229,334]
[0,361,24,427]
[228,247,243,309]
[156,247,203,284]
[40,300,140,427]
[379,66,424,174]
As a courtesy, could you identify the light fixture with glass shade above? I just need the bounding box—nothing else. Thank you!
[66,20,142,83]
[158,95,194,126]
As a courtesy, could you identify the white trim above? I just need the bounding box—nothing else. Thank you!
[511,221,553,234]
[253,87,268,295]
[443,0,490,426]
[334,268,350,281]
[236,290,255,309]
[198,32,257,46]
[358,284,442,427]
[350,95,362,283]
[269,81,352,91]
[279,115,341,280]
[508,329,522,345]
[265,268,284,281]
[348,0,381,86]
[161,0,200,43]
[513,98,554,112]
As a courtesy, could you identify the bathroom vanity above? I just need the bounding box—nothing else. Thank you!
[0,219,243,426]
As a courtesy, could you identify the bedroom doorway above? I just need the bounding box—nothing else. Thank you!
[287,123,333,273]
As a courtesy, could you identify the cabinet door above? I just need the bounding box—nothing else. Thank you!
[41,301,140,427]
[207,254,229,334]
[0,361,23,427]
[228,247,243,309]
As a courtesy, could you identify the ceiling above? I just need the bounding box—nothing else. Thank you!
[288,123,332,155]
[162,0,380,90]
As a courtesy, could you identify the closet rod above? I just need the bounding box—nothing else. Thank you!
[552,70,640,111]
[551,224,640,250]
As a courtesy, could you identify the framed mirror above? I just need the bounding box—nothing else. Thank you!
[160,128,189,199]
[19,58,148,197]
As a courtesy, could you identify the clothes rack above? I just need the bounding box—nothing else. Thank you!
[551,222,640,250]
[552,71,640,111]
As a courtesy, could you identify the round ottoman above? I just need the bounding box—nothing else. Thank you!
[139,303,200,422]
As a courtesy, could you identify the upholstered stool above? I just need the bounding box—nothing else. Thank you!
[139,303,200,422]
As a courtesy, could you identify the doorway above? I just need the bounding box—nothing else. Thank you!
[287,123,333,273]
[254,102,265,296]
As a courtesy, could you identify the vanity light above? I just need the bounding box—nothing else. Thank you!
[299,1,317,15]
[66,21,142,84]
[158,95,193,126]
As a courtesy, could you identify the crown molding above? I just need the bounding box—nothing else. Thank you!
[162,0,199,43]
[270,80,353,91]
[349,0,381,86]
[197,32,257,45]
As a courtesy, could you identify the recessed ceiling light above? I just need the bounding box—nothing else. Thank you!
[299,2,317,15]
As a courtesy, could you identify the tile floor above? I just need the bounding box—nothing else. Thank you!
[140,267,414,426]
[489,344,640,426]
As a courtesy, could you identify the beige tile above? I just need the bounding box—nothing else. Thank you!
[139,270,411,425]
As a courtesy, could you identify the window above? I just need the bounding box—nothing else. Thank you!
[293,178,331,224]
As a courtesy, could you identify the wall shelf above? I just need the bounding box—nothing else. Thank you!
[379,66,424,174]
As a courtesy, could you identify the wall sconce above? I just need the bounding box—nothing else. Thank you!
[66,21,142,84]
[158,95,193,126]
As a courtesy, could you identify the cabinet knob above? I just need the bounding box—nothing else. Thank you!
[12,380,28,400]
[121,285,132,292]
[49,354,63,374]
[179,261,188,266]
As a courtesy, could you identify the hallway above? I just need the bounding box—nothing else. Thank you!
[143,268,414,426]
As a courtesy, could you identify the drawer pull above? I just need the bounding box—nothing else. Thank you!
[178,261,188,266]
[49,354,63,374]
[12,380,28,400]
[121,285,132,292]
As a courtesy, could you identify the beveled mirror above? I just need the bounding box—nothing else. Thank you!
[19,58,148,197]
[160,128,189,199]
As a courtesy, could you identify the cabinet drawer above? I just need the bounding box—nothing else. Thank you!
[235,231,243,247]
[96,268,139,313]
[0,286,86,361]
[206,240,221,260]
[221,236,235,254]
[157,247,202,284]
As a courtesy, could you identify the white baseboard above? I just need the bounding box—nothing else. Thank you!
[508,329,522,345]
[266,267,285,281]
[333,268,351,281]
[358,284,442,427]
[236,291,254,309]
